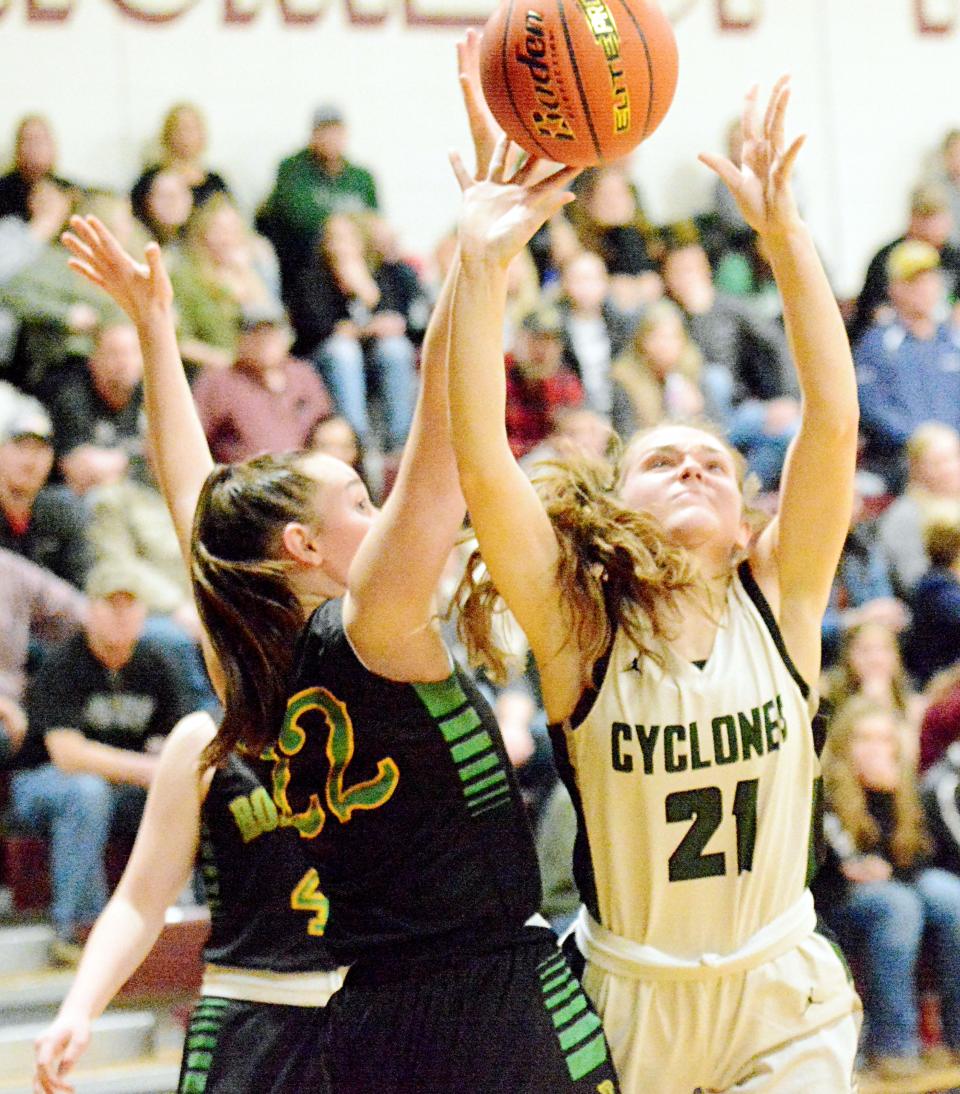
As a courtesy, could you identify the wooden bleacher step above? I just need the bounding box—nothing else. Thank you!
[0,1046,183,1094]
[0,925,55,976]
[0,1010,157,1079]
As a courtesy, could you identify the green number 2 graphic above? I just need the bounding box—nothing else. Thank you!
[666,779,759,882]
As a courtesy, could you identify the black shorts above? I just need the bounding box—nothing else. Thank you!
[325,928,620,1093]
[176,995,330,1094]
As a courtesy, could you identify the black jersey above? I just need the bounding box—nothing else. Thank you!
[199,750,340,973]
[271,599,542,966]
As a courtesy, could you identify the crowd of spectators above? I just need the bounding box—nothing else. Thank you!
[3,101,960,1078]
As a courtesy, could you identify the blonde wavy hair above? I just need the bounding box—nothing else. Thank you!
[455,420,765,684]
[822,696,931,869]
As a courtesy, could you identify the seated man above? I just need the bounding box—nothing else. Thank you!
[7,563,193,961]
[0,394,91,587]
[855,241,960,490]
[191,302,333,464]
[47,322,145,495]
[0,548,86,768]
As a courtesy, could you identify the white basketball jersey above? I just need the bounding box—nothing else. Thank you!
[554,561,821,960]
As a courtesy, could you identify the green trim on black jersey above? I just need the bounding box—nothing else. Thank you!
[179,997,230,1093]
[536,953,610,1082]
[197,821,221,918]
[414,675,513,817]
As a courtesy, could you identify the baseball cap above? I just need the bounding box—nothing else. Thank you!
[239,300,290,333]
[84,562,145,601]
[0,398,53,446]
[910,183,950,218]
[886,239,941,283]
[521,306,564,337]
[312,104,345,129]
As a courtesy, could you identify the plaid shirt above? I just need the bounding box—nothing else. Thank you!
[504,356,584,459]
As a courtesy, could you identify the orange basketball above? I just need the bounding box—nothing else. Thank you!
[480,0,678,167]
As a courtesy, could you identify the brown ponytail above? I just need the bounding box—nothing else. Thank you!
[455,451,700,683]
[191,454,319,765]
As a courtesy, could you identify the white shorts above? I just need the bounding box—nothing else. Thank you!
[582,931,862,1094]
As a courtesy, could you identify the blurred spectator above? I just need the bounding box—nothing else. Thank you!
[535,780,579,934]
[520,406,613,476]
[903,520,960,687]
[505,307,584,459]
[171,194,281,373]
[309,412,372,498]
[47,322,144,495]
[0,549,85,765]
[131,102,230,227]
[494,686,557,827]
[877,422,960,596]
[364,214,430,346]
[7,564,191,958]
[822,479,909,664]
[87,460,216,717]
[134,168,193,249]
[526,212,582,288]
[192,303,333,463]
[0,115,75,222]
[0,396,90,587]
[921,739,960,877]
[661,236,795,406]
[610,298,715,439]
[850,184,960,347]
[555,250,634,417]
[290,212,416,454]
[568,165,661,315]
[823,622,920,762]
[259,104,379,295]
[0,192,129,393]
[855,242,960,489]
[0,181,73,367]
[919,665,960,773]
[924,130,960,247]
[818,697,960,1079]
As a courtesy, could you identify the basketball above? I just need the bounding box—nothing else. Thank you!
[479,0,678,167]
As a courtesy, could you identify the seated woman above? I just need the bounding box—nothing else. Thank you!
[904,520,960,687]
[133,168,194,252]
[824,620,924,762]
[567,164,662,315]
[817,697,960,1079]
[131,102,230,225]
[289,212,417,455]
[609,298,729,438]
[170,194,281,373]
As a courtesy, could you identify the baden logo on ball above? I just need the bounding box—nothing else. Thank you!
[480,0,679,167]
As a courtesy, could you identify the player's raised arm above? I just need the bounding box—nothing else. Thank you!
[343,32,502,680]
[447,141,588,718]
[701,79,859,683]
[33,714,214,1094]
[61,218,223,694]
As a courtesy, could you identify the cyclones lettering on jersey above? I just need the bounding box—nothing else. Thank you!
[610,693,788,776]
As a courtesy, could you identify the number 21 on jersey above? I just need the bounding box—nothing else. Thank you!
[665,779,758,882]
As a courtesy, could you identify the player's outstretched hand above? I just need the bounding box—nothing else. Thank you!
[451,136,579,270]
[457,28,503,181]
[62,215,173,327]
[699,76,804,239]
[34,1012,90,1094]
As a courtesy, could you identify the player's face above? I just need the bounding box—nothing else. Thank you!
[619,425,748,553]
[301,452,378,589]
[850,713,900,792]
